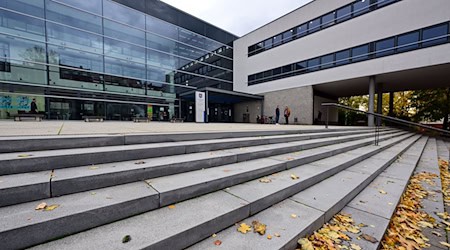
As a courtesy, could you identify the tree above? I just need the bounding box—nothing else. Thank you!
[410,87,450,130]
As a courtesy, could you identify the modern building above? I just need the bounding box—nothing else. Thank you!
[0,0,262,122]
[233,0,450,125]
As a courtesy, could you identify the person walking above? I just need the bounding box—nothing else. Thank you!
[275,105,280,124]
[284,106,291,125]
[30,98,38,114]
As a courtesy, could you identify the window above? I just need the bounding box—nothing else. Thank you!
[335,49,351,66]
[248,45,255,55]
[263,38,273,50]
[296,23,308,38]
[352,44,370,62]
[283,30,295,43]
[272,67,282,77]
[273,35,282,47]
[397,31,420,52]
[320,54,334,69]
[353,0,370,17]
[377,0,396,8]
[375,37,395,57]
[294,61,307,75]
[282,65,292,76]
[321,12,335,28]
[336,5,352,22]
[0,42,10,72]
[248,74,255,83]
[422,23,449,47]
[307,57,320,71]
[308,18,321,33]
[263,70,272,79]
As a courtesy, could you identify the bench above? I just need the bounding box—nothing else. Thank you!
[14,114,45,122]
[133,117,150,123]
[170,117,185,123]
[82,116,104,122]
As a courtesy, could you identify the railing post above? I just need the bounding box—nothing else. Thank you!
[325,106,329,129]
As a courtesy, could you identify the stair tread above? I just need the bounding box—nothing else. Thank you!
[30,191,249,250]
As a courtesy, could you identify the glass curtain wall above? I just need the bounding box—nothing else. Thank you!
[0,0,233,119]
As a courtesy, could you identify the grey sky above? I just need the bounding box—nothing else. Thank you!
[161,0,313,37]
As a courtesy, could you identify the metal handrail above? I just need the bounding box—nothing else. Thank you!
[322,103,450,136]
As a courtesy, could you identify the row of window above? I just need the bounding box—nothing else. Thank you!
[248,22,450,86]
[248,0,399,57]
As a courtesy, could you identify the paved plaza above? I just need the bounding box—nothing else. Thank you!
[0,120,362,137]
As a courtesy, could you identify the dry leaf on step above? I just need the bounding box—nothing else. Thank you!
[259,178,272,183]
[35,202,47,210]
[350,243,362,250]
[122,235,131,243]
[44,204,59,211]
[252,220,266,235]
[379,190,387,194]
[237,223,251,234]
[168,205,176,209]
[432,231,442,237]
[214,240,222,245]
[361,233,378,243]
[298,238,314,250]
[134,161,146,165]
[290,174,299,180]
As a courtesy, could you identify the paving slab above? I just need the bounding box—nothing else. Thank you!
[188,199,324,250]
[347,175,407,220]
[148,158,286,206]
[51,150,237,197]
[339,206,390,250]
[30,191,250,250]
[0,171,52,207]
[291,170,371,222]
[0,182,159,250]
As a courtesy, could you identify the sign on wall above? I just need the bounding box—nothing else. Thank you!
[195,91,206,123]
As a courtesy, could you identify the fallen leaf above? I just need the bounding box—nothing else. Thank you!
[223,169,231,173]
[212,234,217,238]
[361,233,378,243]
[286,157,295,161]
[442,220,450,227]
[290,174,299,180]
[122,235,131,243]
[214,240,222,246]
[259,178,272,183]
[267,235,272,240]
[90,192,96,195]
[432,231,442,237]
[388,202,393,206]
[44,204,59,211]
[18,154,33,158]
[350,243,362,250]
[274,233,280,237]
[252,220,266,235]
[379,190,387,194]
[291,213,298,218]
[298,238,314,250]
[89,166,99,170]
[237,223,251,234]
[357,223,367,228]
[440,241,450,247]
[359,200,367,203]
[35,202,47,210]
[418,221,434,228]
[106,196,113,199]
[168,205,176,209]
[134,161,145,165]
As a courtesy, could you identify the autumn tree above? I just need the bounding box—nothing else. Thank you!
[410,87,450,130]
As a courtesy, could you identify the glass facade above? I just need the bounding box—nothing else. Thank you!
[0,0,234,120]
[248,22,450,86]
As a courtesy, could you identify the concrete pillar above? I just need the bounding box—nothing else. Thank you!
[388,92,394,117]
[368,76,375,127]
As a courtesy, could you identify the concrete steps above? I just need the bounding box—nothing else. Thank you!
[0,130,401,207]
[0,129,392,175]
[11,131,414,250]
[0,127,429,250]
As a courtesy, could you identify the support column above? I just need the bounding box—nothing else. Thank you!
[388,92,394,117]
[376,83,383,126]
[205,91,209,123]
[368,76,375,127]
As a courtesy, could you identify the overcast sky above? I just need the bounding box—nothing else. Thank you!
[161,0,313,36]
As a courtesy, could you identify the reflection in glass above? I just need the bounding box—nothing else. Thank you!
[353,0,370,16]
[146,15,178,40]
[336,5,352,22]
[308,18,321,33]
[46,23,103,53]
[320,54,334,69]
[297,24,308,38]
[307,57,320,71]
[283,30,295,43]
[0,9,45,39]
[422,23,449,47]
[0,0,44,18]
[375,37,395,57]
[104,20,145,46]
[335,50,350,66]
[54,0,102,14]
[321,12,335,28]
[46,0,102,34]
[352,44,369,62]
[103,0,145,29]
[397,31,419,52]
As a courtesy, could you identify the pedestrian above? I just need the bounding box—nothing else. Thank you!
[30,98,37,114]
[275,105,280,124]
[284,106,291,124]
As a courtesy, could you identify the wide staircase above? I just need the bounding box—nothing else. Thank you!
[0,127,448,249]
